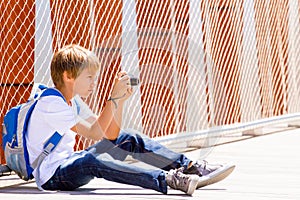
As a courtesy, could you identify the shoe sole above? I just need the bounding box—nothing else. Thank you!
[197,164,235,189]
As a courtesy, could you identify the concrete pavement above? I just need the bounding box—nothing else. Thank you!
[1,126,300,200]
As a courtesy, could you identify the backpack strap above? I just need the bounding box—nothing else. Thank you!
[40,87,66,101]
[31,132,63,169]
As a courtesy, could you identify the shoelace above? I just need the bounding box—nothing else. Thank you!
[200,160,208,170]
[194,160,208,176]
[170,168,189,189]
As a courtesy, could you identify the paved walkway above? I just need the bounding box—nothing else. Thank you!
[0,126,300,200]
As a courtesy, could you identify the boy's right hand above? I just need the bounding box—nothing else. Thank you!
[110,71,133,102]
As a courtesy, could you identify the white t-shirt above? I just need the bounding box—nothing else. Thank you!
[26,93,95,188]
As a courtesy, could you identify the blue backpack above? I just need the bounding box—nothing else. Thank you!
[2,84,65,180]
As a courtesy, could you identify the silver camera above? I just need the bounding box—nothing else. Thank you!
[130,77,140,86]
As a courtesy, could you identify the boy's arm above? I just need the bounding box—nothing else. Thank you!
[72,72,132,140]
[72,97,128,140]
[103,99,126,139]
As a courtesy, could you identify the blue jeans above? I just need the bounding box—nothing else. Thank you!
[41,129,192,194]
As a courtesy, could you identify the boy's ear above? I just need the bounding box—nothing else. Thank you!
[63,71,74,82]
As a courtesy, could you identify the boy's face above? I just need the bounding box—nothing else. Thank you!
[73,68,97,98]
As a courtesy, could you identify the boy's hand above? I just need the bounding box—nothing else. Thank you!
[110,71,133,102]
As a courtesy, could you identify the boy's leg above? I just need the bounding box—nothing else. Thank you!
[87,129,192,171]
[41,150,168,194]
[41,150,199,195]
[88,129,235,189]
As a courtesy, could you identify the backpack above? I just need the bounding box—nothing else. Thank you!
[2,83,65,181]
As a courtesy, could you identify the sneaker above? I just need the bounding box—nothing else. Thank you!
[166,168,199,195]
[183,160,235,189]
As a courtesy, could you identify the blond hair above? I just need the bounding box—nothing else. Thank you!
[50,44,100,89]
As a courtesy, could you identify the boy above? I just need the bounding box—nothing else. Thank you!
[26,44,234,195]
